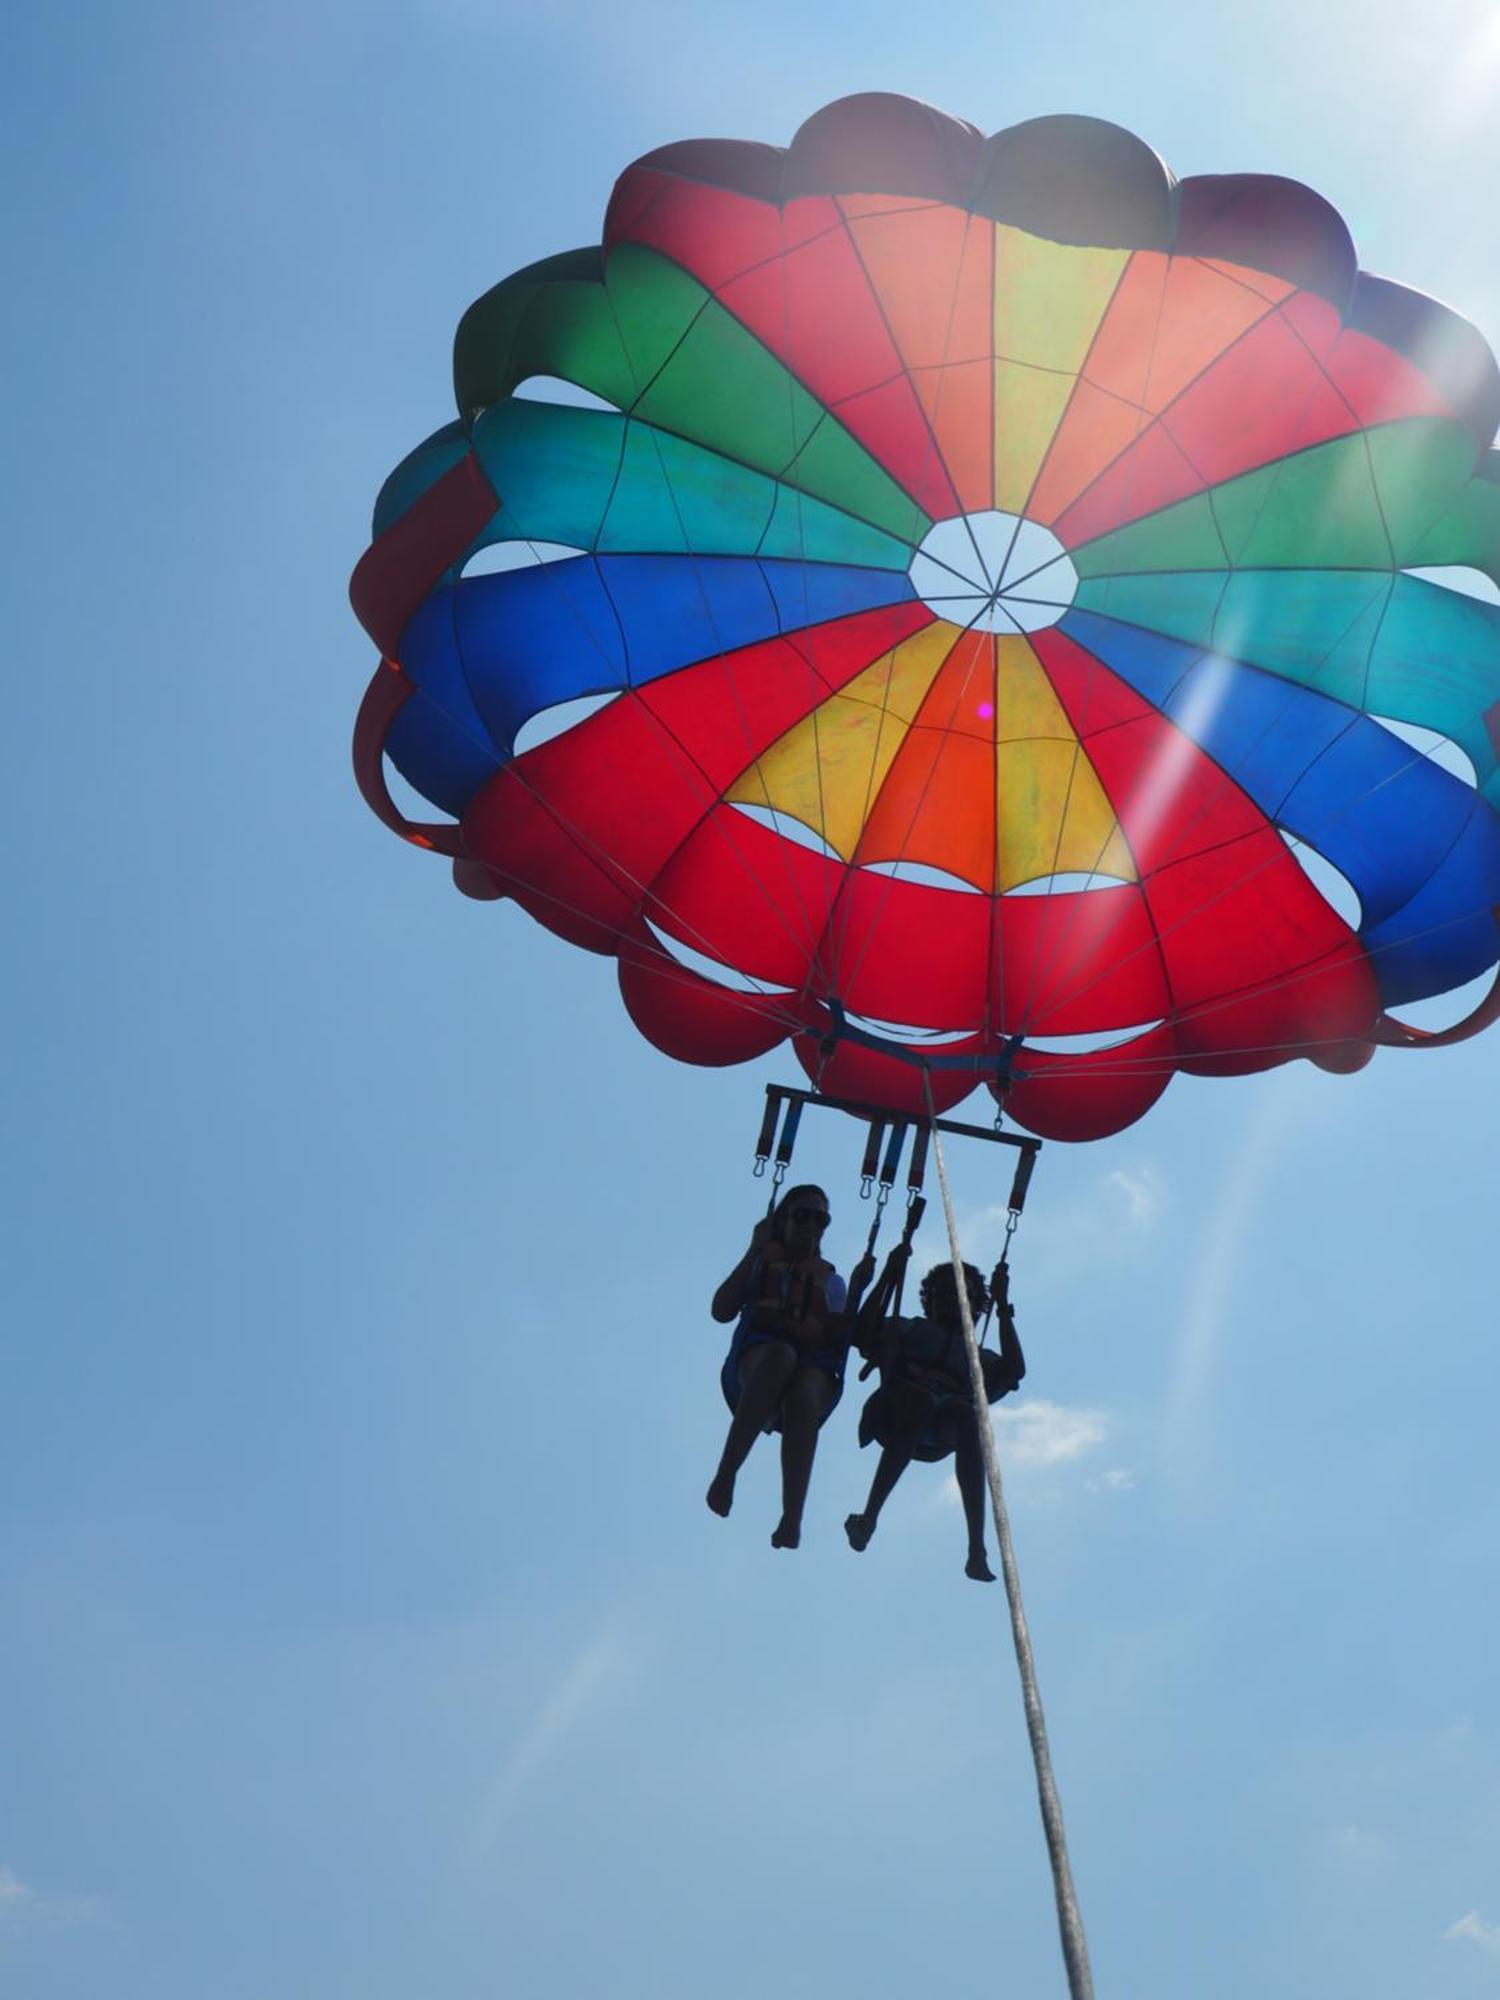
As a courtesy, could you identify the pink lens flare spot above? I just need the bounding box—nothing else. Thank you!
[977,701,995,719]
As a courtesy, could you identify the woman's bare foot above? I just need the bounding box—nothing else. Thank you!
[771,1519,801,1549]
[706,1471,734,1517]
[844,1512,874,1552]
[965,1550,996,1582]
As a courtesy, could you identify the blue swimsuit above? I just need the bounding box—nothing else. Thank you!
[720,1260,850,1423]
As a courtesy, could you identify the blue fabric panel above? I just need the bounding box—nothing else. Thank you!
[440,553,911,752]
[372,420,471,538]
[1361,803,1500,1006]
[387,591,506,817]
[1064,609,1483,930]
[386,687,504,820]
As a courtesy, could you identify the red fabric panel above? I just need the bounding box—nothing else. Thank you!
[996,884,1171,1035]
[794,1034,981,1116]
[605,171,837,284]
[1322,326,1453,427]
[351,660,462,856]
[1145,833,1369,1019]
[824,374,961,520]
[349,453,499,658]
[716,219,905,399]
[1154,303,1356,489]
[1172,946,1376,1073]
[820,870,994,1028]
[464,769,635,955]
[1054,421,1209,549]
[1037,631,1265,872]
[998,1025,1176,1141]
[639,603,932,790]
[647,805,842,991]
[618,927,793,1066]
[463,692,716,945]
[847,205,995,510]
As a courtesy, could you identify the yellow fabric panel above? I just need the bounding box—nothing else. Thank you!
[993,229,1129,372]
[995,362,1075,514]
[993,637,1080,744]
[993,230,1130,518]
[727,621,958,858]
[997,739,1137,891]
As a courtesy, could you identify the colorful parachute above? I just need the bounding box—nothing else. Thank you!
[351,95,1500,1140]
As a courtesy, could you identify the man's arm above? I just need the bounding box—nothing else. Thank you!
[989,1259,1026,1391]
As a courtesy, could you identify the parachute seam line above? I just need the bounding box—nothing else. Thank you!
[1048,569,1419,895]
[830,613,996,1014]
[1034,276,1311,547]
[599,276,842,975]
[1032,894,1500,1068]
[778,204,837,887]
[1023,251,1173,1030]
[1013,703,1485,1039]
[922,1091,1095,2000]
[617,241,933,545]
[831,205,983,574]
[1003,248,1146,559]
[493,740,819,1003]
[557,276,845,985]
[1021,634,1180,1037]
[817,200,993,989]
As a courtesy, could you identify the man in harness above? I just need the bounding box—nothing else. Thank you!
[844,1246,1024,1582]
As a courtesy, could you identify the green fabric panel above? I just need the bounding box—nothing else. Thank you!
[453,249,622,412]
[1408,467,1500,577]
[1369,422,1488,564]
[455,243,929,546]
[469,400,914,567]
[1076,422,1481,578]
[1207,440,1389,569]
[629,286,928,546]
[1072,491,1227,577]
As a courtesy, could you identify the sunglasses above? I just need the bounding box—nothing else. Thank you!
[789,1206,830,1228]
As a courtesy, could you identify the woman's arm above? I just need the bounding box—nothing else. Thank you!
[711,1217,775,1323]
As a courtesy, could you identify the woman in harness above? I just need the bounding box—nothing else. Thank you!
[707,1184,872,1551]
[844,1249,1024,1582]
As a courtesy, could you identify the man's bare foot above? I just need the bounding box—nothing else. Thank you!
[965,1550,996,1582]
[771,1519,801,1549]
[706,1471,734,1517]
[844,1512,874,1552]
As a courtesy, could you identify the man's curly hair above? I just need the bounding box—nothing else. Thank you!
[919,1262,988,1322]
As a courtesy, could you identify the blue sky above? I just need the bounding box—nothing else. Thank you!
[5,2,1500,1994]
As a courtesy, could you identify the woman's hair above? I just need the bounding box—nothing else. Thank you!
[920,1261,988,1322]
[773,1184,830,1239]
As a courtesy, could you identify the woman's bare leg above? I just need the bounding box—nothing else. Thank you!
[771,1367,836,1548]
[707,1340,797,1516]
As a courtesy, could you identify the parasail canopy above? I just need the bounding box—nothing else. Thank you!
[352,94,1500,1140]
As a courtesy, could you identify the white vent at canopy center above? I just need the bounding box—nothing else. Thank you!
[908,511,1079,634]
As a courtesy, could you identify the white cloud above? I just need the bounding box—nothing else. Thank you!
[475,1631,636,1844]
[995,1398,1108,1468]
[1087,1467,1137,1494]
[909,1159,1165,1294]
[0,1866,33,1909]
[918,1401,1110,1514]
[0,1866,97,1932]
[1445,1910,1500,1955]
[1102,1166,1163,1229]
